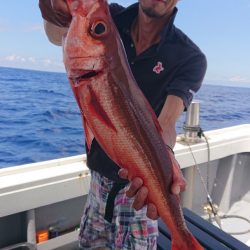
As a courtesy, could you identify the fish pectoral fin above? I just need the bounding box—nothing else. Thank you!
[88,87,117,133]
[83,116,94,153]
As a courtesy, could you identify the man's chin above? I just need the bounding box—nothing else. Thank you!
[141,7,163,18]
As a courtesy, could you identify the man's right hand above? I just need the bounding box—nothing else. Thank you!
[39,0,71,27]
[118,161,186,220]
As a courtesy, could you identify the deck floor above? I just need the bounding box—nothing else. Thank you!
[212,194,250,247]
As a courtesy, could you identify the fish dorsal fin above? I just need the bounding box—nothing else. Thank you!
[83,116,94,153]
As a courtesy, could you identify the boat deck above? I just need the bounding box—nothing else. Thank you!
[213,192,250,247]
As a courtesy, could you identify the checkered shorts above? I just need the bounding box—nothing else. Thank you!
[79,170,158,249]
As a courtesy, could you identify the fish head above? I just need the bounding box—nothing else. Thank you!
[63,0,118,84]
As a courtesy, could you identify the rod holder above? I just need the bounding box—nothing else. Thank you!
[183,100,201,143]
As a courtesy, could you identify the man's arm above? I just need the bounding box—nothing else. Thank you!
[158,95,184,149]
[158,95,187,194]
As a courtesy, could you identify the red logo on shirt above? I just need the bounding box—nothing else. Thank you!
[153,62,164,74]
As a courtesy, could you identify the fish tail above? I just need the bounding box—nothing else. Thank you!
[171,234,204,250]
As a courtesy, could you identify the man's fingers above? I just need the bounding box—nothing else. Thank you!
[39,0,71,27]
[146,203,159,220]
[170,154,186,194]
[172,168,186,194]
[51,0,70,14]
[171,184,181,195]
[132,186,148,210]
[118,168,128,179]
[126,177,143,198]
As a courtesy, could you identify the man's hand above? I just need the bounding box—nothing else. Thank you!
[39,0,71,27]
[118,159,186,220]
[50,0,70,14]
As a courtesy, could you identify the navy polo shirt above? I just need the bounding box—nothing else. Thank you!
[86,3,207,182]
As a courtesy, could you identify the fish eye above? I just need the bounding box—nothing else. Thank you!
[94,22,106,35]
[90,21,108,38]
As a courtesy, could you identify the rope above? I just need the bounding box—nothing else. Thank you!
[215,215,250,235]
[186,128,250,235]
[186,128,221,227]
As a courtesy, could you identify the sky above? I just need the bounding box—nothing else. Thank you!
[0,0,250,87]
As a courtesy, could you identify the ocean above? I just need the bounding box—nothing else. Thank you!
[1,66,250,168]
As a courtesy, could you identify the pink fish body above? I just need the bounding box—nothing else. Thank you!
[63,0,203,249]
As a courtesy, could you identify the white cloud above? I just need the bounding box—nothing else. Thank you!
[43,58,52,66]
[0,54,64,72]
[5,55,15,61]
[28,57,36,63]
[229,75,250,84]
[5,55,24,62]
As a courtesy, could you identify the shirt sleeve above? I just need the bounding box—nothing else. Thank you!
[43,20,68,46]
[109,3,125,18]
[166,53,207,109]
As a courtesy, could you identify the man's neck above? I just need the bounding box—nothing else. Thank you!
[131,7,172,55]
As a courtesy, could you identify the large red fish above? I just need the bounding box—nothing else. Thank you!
[63,0,203,249]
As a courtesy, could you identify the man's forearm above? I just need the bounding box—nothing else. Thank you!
[158,95,184,148]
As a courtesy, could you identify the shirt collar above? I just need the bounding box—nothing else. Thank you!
[117,3,178,43]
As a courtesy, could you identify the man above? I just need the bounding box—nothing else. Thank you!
[39,0,206,249]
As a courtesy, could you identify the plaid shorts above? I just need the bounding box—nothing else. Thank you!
[79,170,158,249]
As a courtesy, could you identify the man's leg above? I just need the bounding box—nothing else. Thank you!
[78,170,158,249]
[114,186,158,250]
[78,171,115,249]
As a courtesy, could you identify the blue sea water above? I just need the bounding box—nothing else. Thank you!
[1,66,250,168]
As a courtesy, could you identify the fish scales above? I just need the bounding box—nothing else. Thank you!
[63,0,203,249]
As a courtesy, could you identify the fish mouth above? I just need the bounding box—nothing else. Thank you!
[70,70,101,82]
[76,70,99,80]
